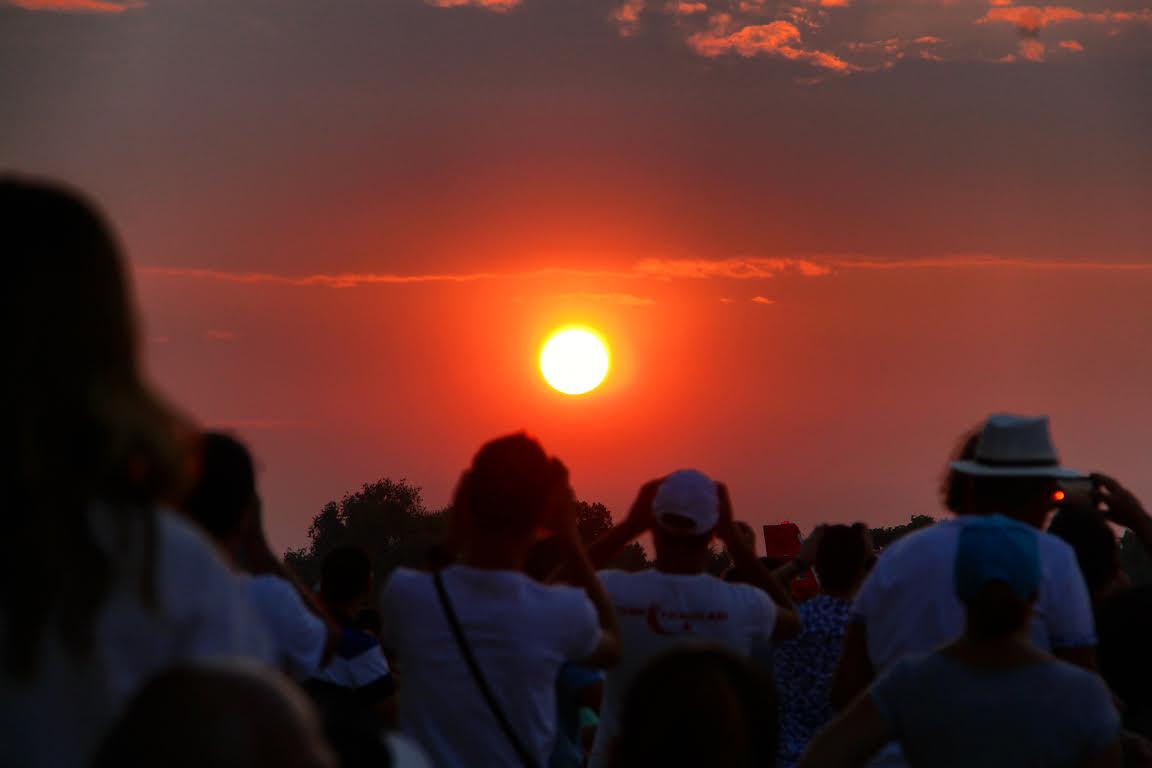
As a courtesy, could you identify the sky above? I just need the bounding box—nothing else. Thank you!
[3,0,1151,554]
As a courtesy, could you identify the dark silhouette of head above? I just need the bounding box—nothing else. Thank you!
[2,177,186,679]
[1049,508,1121,600]
[94,662,335,768]
[942,426,983,515]
[183,432,258,546]
[461,432,557,538]
[320,546,373,614]
[815,524,872,597]
[612,647,778,768]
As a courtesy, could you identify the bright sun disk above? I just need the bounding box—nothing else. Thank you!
[540,328,610,395]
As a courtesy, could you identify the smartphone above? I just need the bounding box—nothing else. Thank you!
[763,522,802,560]
[1056,477,1096,508]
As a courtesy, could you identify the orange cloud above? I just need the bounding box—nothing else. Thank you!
[980,5,1152,33]
[1059,38,1085,50]
[612,0,647,36]
[687,20,855,71]
[551,292,656,307]
[6,0,141,11]
[635,257,833,278]
[830,256,1152,271]
[668,0,707,14]
[751,296,776,304]
[424,0,521,11]
[1018,37,1046,60]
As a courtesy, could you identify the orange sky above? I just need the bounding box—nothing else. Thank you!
[4,0,1151,552]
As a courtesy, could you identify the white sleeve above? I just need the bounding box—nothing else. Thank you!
[1043,541,1097,648]
[737,584,778,639]
[561,588,603,661]
[158,513,273,663]
[251,578,328,678]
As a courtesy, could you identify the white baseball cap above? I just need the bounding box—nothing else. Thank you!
[653,469,719,535]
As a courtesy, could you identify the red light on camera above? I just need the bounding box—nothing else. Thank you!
[1053,490,1066,502]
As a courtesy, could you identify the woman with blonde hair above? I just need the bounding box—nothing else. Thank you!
[0,177,269,767]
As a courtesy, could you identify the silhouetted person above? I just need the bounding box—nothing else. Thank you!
[832,415,1098,767]
[1050,475,1152,746]
[184,431,334,679]
[307,546,397,768]
[93,661,337,768]
[379,433,621,767]
[774,524,874,768]
[803,516,1121,768]
[611,647,779,768]
[584,470,801,767]
[0,178,269,768]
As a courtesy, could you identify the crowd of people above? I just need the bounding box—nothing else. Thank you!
[4,174,1151,768]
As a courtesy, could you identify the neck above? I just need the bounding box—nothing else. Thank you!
[655,552,708,575]
[947,625,1041,666]
[461,533,532,572]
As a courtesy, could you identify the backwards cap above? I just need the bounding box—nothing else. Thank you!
[954,515,1041,602]
[653,470,719,536]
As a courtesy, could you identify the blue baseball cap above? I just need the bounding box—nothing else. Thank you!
[954,515,1041,602]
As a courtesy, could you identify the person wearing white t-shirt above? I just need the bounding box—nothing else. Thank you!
[0,179,272,768]
[380,433,622,768]
[585,470,803,767]
[831,414,1099,767]
[183,432,335,680]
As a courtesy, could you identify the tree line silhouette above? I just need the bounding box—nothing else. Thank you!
[285,477,1152,591]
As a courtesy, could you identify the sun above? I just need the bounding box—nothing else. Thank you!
[539,327,611,396]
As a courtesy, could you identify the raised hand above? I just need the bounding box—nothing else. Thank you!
[621,478,663,536]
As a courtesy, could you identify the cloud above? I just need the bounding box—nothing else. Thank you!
[612,0,647,36]
[1018,37,1046,60]
[979,5,1152,34]
[719,297,736,304]
[634,257,833,278]
[830,255,1152,271]
[668,0,708,14]
[1059,38,1085,51]
[751,296,776,304]
[5,0,142,12]
[423,0,521,11]
[686,19,856,71]
[206,418,311,431]
[205,329,237,342]
[551,292,656,307]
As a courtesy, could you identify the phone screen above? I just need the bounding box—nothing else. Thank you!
[762,522,802,560]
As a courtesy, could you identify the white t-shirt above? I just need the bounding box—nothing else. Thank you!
[311,624,393,693]
[379,565,601,768]
[0,506,272,768]
[244,573,328,679]
[589,569,779,767]
[852,516,1096,672]
[851,516,1097,768]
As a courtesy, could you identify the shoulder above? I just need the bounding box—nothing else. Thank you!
[381,567,427,597]
[155,509,238,588]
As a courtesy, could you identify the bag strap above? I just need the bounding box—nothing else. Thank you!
[433,569,537,768]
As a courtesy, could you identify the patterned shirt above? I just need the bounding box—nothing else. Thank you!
[772,594,853,768]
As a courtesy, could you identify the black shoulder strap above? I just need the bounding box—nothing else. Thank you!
[433,569,537,768]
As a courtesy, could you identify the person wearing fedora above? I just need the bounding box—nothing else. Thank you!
[830,414,1100,767]
[581,470,802,768]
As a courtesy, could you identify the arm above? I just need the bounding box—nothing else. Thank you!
[714,484,801,641]
[831,619,875,710]
[585,479,662,570]
[773,525,826,585]
[1094,473,1152,554]
[551,461,622,669]
[798,693,893,768]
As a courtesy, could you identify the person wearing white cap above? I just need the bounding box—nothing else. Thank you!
[831,414,1100,768]
[583,470,802,768]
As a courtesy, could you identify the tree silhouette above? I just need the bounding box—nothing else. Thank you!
[285,478,651,586]
[868,514,936,551]
[285,478,447,591]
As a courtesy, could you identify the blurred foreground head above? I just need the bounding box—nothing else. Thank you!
[184,432,258,545]
[2,177,185,678]
[612,647,778,768]
[94,662,336,768]
[458,432,560,538]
